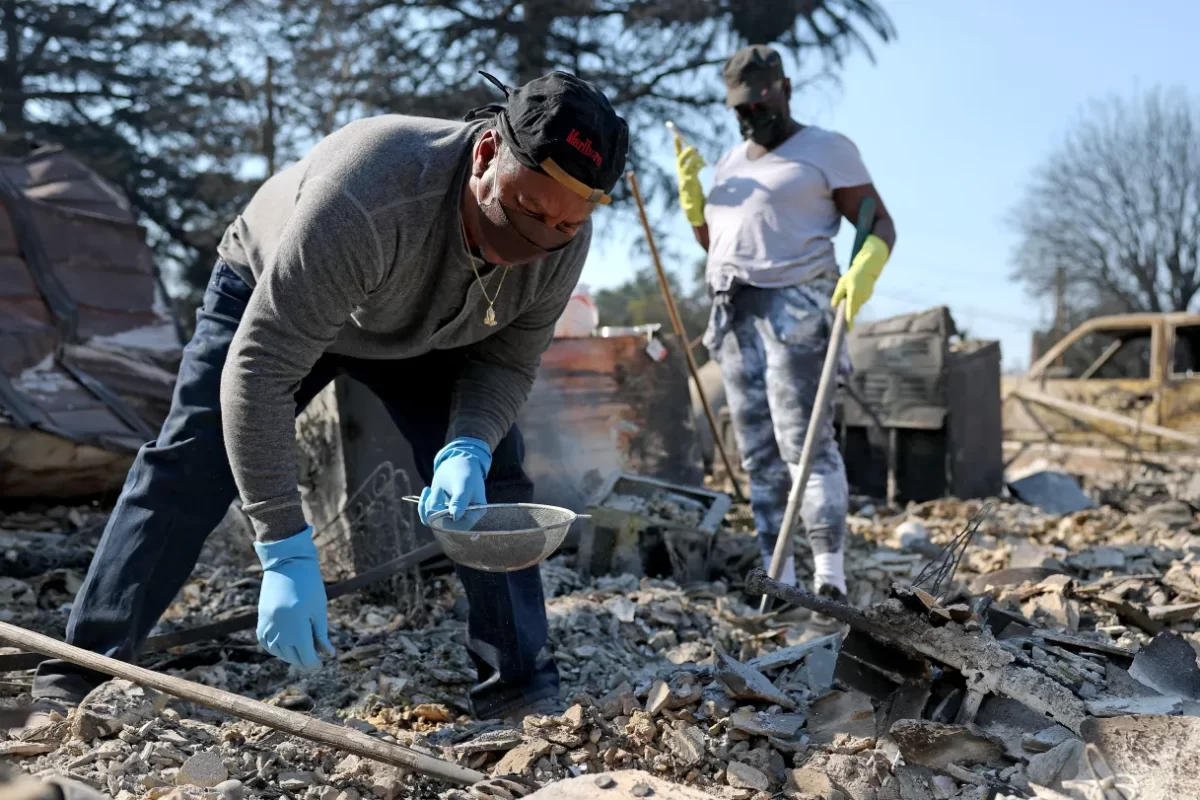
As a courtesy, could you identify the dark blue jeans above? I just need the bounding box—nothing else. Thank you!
[34,262,558,718]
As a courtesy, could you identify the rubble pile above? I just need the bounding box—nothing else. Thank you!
[2,477,1199,800]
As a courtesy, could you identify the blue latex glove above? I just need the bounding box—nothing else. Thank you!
[254,526,334,670]
[420,437,491,525]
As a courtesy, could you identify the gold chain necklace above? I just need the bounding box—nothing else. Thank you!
[470,260,511,327]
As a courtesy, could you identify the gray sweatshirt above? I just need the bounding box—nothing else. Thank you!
[216,115,590,542]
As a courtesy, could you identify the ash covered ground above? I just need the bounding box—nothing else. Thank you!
[3,463,1200,800]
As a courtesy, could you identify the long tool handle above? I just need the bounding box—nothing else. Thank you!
[759,197,876,612]
[0,620,485,786]
[626,170,746,502]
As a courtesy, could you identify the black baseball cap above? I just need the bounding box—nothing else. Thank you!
[466,71,629,205]
[723,44,786,108]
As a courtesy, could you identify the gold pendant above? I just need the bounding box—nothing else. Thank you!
[484,306,497,327]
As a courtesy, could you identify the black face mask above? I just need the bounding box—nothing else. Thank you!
[469,168,574,266]
[738,104,790,148]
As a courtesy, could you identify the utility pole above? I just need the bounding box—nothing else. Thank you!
[264,55,276,177]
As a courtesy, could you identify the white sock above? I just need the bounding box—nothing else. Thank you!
[761,552,797,587]
[813,551,847,594]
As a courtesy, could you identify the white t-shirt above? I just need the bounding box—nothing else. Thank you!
[704,126,871,292]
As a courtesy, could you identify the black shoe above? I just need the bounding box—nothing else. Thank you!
[808,584,849,635]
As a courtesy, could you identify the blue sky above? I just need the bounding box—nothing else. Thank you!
[578,0,1200,371]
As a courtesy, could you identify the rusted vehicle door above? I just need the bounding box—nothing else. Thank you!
[1158,317,1200,436]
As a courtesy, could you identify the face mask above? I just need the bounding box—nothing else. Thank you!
[469,167,574,266]
[738,103,790,148]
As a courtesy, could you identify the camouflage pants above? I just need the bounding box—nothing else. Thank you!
[705,282,849,560]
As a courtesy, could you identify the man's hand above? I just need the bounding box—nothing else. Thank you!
[254,526,333,670]
[673,136,707,228]
[831,234,890,329]
[420,438,491,524]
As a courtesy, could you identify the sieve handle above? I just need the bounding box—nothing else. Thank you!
[400,494,489,520]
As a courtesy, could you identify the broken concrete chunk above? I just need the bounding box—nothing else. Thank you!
[598,682,638,719]
[453,729,524,755]
[1066,546,1126,572]
[1085,695,1183,717]
[725,761,770,791]
[888,720,1006,771]
[645,679,672,716]
[1023,591,1080,633]
[1145,602,1200,623]
[930,775,957,799]
[809,691,875,744]
[0,576,35,606]
[1132,500,1195,530]
[332,754,371,782]
[213,780,244,800]
[624,711,657,746]
[560,703,586,730]
[176,752,228,788]
[1021,726,1075,754]
[411,703,452,723]
[71,679,165,742]
[1024,739,1083,788]
[664,641,710,666]
[1128,631,1200,701]
[716,652,797,709]
[607,596,638,623]
[277,771,317,791]
[0,740,55,757]
[369,765,407,800]
[788,765,837,799]
[494,738,552,776]
[663,725,706,767]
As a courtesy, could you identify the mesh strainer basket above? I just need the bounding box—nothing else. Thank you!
[404,498,587,572]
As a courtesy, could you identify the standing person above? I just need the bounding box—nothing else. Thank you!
[674,45,895,620]
[28,71,628,724]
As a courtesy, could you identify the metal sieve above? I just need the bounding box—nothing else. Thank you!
[402,497,588,572]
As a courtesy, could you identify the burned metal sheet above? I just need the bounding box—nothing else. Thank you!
[0,146,181,497]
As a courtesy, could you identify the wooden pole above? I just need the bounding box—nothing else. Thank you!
[626,170,745,501]
[0,621,485,786]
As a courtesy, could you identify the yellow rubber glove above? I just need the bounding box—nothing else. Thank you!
[673,136,707,227]
[832,233,890,329]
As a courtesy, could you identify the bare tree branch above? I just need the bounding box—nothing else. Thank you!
[1010,88,1200,320]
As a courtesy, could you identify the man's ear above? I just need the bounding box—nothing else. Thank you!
[783,77,792,101]
[473,129,501,179]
